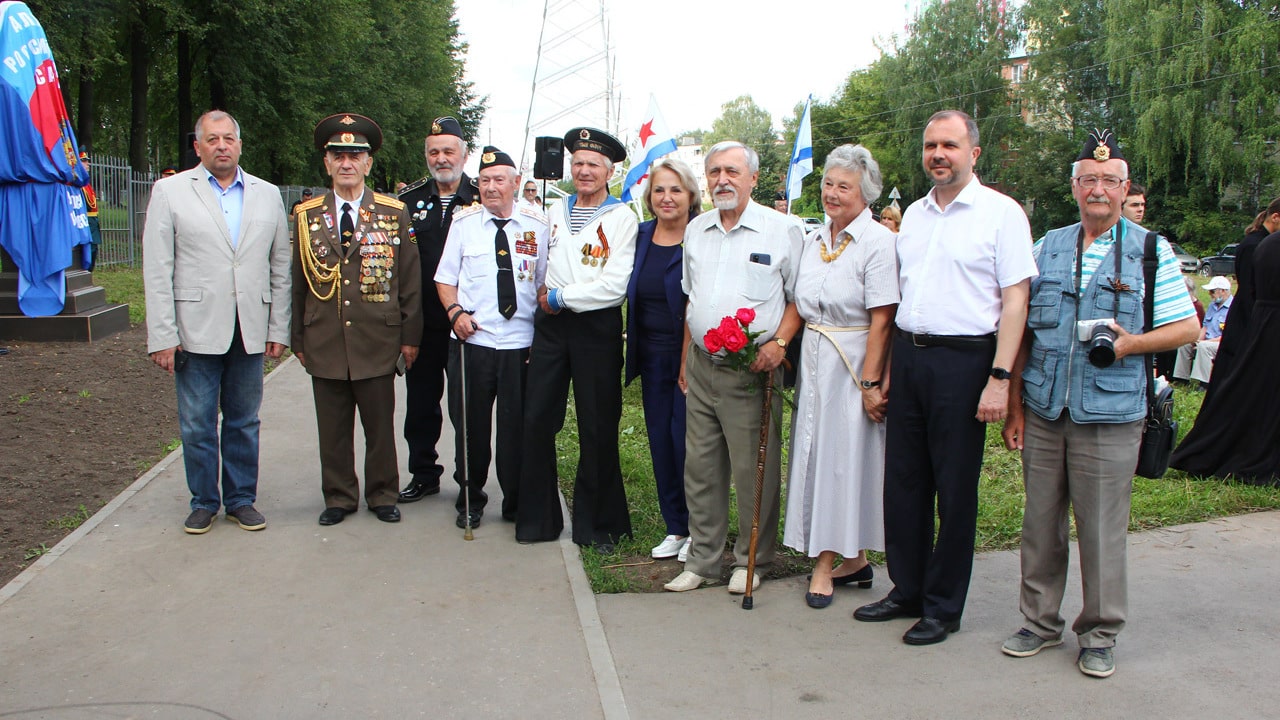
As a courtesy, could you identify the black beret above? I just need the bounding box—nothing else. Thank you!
[478,146,515,170]
[314,113,383,153]
[1077,128,1125,163]
[429,116,464,139]
[562,127,626,163]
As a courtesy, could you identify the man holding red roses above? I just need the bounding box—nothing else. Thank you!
[664,141,805,594]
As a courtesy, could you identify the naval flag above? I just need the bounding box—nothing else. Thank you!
[621,95,677,203]
[785,95,813,212]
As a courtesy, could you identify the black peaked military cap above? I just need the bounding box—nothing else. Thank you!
[563,127,626,163]
[1077,128,1125,162]
[479,146,515,170]
[429,116,464,139]
[314,113,383,153]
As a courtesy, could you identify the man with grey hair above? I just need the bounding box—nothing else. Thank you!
[1000,130,1197,677]
[398,116,478,504]
[664,140,805,594]
[435,146,547,529]
[854,110,1036,645]
[516,127,637,550]
[144,109,292,534]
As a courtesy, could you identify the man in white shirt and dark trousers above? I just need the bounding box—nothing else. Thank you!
[853,110,1037,645]
[516,128,637,551]
[436,147,547,529]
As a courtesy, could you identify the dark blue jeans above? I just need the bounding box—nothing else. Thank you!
[175,328,264,513]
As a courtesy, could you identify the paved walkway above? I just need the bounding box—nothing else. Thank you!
[3,358,1278,719]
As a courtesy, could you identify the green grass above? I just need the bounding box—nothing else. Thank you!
[565,376,1280,593]
[47,504,93,531]
[95,266,146,325]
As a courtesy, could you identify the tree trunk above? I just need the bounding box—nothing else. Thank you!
[77,70,94,152]
[128,13,149,171]
[176,30,191,167]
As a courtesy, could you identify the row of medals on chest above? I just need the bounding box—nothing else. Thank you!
[309,211,400,303]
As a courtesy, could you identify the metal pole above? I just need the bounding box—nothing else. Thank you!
[459,339,473,541]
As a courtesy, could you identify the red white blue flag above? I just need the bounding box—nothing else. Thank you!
[621,95,677,203]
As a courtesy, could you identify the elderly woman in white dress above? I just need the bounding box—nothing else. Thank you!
[782,144,899,609]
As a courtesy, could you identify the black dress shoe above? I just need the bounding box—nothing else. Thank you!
[805,591,834,609]
[369,505,401,523]
[455,510,482,529]
[903,616,961,645]
[398,477,440,503]
[318,507,352,526]
[853,597,922,622]
[832,563,874,589]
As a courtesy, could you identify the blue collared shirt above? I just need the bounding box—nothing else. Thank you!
[203,166,245,248]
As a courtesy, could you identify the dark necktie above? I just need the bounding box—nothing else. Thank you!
[341,202,354,248]
[493,219,516,319]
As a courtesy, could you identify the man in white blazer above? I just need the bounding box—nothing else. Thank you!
[143,110,292,535]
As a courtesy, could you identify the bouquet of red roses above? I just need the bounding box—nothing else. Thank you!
[703,307,762,373]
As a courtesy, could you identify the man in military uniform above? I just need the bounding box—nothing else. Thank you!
[516,127,637,551]
[435,146,548,529]
[397,116,479,503]
[291,113,422,526]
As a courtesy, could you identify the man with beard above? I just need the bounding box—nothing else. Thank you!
[516,127,637,551]
[397,116,480,504]
[853,110,1037,645]
[663,141,804,594]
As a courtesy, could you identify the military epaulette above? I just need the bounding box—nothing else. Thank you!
[295,196,324,216]
[518,204,548,224]
[373,192,405,210]
[452,204,483,221]
[399,176,430,196]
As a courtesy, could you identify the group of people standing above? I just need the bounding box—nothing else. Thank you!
[144,104,1263,682]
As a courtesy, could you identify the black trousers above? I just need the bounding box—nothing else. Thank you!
[446,340,528,518]
[516,307,631,546]
[402,327,451,485]
[883,336,993,621]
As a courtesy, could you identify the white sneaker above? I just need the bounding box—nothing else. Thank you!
[664,570,709,592]
[676,537,692,563]
[728,567,762,594]
[651,534,687,559]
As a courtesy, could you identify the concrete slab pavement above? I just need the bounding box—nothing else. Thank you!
[4,356,1280,719]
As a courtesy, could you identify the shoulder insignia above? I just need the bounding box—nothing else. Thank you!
[399,176,430,196]
[295,196,324,215]
[518,205,548,223]
[373,192,406,210]
[452,204,483,221]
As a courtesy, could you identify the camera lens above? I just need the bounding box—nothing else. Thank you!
[1087,323,1117,368]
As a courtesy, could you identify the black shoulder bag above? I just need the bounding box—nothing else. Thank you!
[1135,231,1177,478]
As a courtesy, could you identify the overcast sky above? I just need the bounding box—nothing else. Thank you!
[453,0,917,172]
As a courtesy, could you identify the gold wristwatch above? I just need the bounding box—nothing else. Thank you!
[774,337,787,349]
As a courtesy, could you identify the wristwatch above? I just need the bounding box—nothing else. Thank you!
[774,337,788,349]
[990,367,1012,380]
[860,379,881,390]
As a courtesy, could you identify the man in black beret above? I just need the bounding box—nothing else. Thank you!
[397,116,480,505]
[291,113,422,526]
[999,129,1197,677]
[516,127,636,551]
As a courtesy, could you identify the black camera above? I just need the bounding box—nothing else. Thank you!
[1077,318,1117,368]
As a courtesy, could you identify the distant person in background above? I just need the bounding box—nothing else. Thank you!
[624,157,700,562]
[1121,183,1146,226]
[289,187,313,215]
[879,205,901,233]
[773,190,789,214]
[1204,198,1280,386]
[160,166,178,179]
[1173,276,1232,387]
[520,180,542,211]
[78,151,102,271]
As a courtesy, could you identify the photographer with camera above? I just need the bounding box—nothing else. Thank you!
[999,130,1198,679]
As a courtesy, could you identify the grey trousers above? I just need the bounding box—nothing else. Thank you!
[682,347,782,578]
[1018,411,1143,648]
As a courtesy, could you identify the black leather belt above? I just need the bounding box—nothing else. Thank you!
[896,328,997,350]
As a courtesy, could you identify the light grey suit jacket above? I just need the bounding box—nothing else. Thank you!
[143,166,292,354]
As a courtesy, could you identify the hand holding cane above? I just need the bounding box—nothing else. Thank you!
[742,371,774,610]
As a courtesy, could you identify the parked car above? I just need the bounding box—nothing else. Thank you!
[1197,243,1238,276]
[1168,242,1199,273]
[800,217,823,230]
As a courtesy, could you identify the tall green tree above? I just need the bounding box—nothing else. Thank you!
[704,95,784,205]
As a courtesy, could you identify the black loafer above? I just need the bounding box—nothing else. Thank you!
[455,510,482,529]
[903,616,961,645]
[398,477,440,503]
[832,563,874,589]
[318,507,352,526]
[853,597,922,622]
[370,505,401,523]
[805,591,834,609]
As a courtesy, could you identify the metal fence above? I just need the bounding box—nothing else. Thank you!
[89,154,309,268]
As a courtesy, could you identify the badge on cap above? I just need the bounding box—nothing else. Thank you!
[482,151,496,164]
[1094,144,1110,162]
[340,115,356,126]
[580,129,590,140]
[432,121,442,134]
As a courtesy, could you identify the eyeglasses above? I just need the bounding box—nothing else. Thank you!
[1074,175,1125,190]
[524,188,537,194]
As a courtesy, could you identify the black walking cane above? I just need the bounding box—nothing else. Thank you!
[742,371,775,610]
[459,339,474,542]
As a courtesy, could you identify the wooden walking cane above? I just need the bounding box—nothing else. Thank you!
[742,371,775,610]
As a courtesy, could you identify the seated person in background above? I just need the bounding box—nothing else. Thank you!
[1174,275,1232,387]
[1156,276,1205,380]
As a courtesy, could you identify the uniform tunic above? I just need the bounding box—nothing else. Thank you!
[784,210,898,557]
